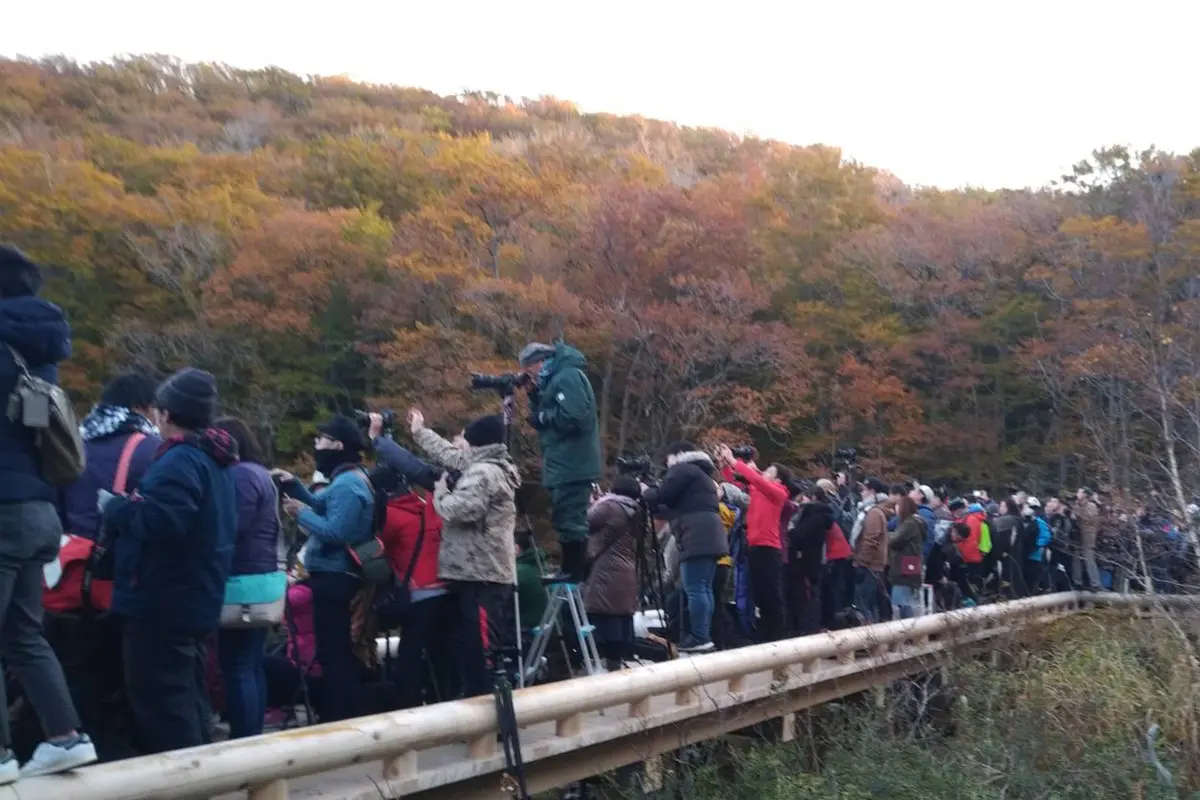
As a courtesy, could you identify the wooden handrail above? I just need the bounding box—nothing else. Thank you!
[4,591,1184,800]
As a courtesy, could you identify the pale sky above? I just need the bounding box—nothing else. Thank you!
[5,0,1197,189]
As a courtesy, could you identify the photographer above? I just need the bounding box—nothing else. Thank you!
[410,409,521,698]
[272,415,375,722]
[582,477,645,671]
[715,445,791,643]
[644,442,727,653]
[518,342,601,582]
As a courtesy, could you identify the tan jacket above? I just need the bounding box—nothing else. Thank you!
[1077,500,1100,548]
[854,500,894,572]
[415,428,520,586]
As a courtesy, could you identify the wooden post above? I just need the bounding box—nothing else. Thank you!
[383,751,417,782]
[779,712,796,743]
[628,696,651,718]
[674,687,696,706]
[467,733,496,759]
[248,779,287,800]
[727,674,746,694]
[556,713,582,738]
[643,755,664,792]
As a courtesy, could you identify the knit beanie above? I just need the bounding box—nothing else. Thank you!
[316,414,365,454]
[0,245,43,298]
[518,342,556,369]
[464,414,505,447]
[155,368,218,430]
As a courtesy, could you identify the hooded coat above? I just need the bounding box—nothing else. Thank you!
[853,498,894,572]
[788,500,834,580]
[0,296,72,504]
[415,427,521,585]
[644,451,728,562]
[582,493,644,616]
[530,343,602,488]
[103,430,239,633]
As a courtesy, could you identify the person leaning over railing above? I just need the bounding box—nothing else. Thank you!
[409,408,521,699]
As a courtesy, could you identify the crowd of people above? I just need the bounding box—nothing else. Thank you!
[0,243,1193,785]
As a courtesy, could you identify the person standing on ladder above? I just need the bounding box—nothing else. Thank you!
[517,342,602,583]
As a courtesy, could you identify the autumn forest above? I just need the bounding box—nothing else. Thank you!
[2,55,1198,514]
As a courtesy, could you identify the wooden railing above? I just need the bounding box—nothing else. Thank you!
[6,592,1191,800]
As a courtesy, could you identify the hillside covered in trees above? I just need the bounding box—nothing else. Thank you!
[1,55,1198,507]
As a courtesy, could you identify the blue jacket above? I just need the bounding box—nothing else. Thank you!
[104,431,239,634]
[1028,515,1053,562]
[229,461,282,575]
[289,468,375,575]
[63,431,161,540]
[0,297,72,505]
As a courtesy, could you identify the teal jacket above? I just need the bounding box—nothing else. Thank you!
[530,343,602,488]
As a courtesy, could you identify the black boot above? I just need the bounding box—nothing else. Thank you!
[544,540,588,585]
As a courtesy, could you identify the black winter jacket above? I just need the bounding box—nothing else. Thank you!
[645,451,727,561]
[789,501,833,579]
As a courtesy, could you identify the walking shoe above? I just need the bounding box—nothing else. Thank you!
[20,735,97,778]
[0,751,17,786]
[677,636,715,653]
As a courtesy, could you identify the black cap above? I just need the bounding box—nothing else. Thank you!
[464,414,505,447]
[317,414,365,453]
[0,245,43,298]
[155,368,218,430]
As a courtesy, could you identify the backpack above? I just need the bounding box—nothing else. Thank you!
[978,520,993,555]
[42,432,145,614]
[6,345,85,485]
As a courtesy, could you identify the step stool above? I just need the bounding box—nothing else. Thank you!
[522,579,604,684]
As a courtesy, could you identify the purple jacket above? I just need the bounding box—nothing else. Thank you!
[229,461,282,575]
[63,431,161,540]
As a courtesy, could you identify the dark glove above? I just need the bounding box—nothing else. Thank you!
[527,412,544,430]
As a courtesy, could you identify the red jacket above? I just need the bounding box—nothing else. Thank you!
[957,510,986,564]
[378,492,444,592]
[723,461,789,550]
[825,521,852,561]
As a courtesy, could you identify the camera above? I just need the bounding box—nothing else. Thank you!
[615,455,653,478]
[470,372,530,397]
[731,445,755,461]
[353,409,396,435]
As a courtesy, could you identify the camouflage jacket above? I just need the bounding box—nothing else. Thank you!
[414,428,520,586]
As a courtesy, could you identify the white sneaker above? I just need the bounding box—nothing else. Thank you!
[20,735,97,778]
[0,752,18,786]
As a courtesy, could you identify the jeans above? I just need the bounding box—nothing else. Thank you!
[853,566,884,623]
[680,558,716,643]
[448,581,513,698]
[890,585,920,619]
[308,571,362,722]
[122,619,209,753]
[549,482,592,544]
[748,547,786,641]
[0,502,81,748]
[217,627,268,739]
[392,594,456,708]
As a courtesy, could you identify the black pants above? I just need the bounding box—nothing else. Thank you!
[45,613,137,762]
[392,594,456,708]
[122,619,209,754]
[952,563,982,603]
[448,581,513,699]
[821,559,853,628]
[308,571,362,722]
[787,562,822,637]
[747,547,787,642]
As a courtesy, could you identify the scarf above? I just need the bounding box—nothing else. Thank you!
[850,493,888,548]
[537,358,556,384]
[156,428,240,467]
[79,404,159,442]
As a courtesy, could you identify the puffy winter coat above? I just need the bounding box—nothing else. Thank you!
[63,427,161,540]
[644,451,727,561]
[0,296,71,505]
[104,430,239,634]
[415,428,521,585]
[582,493,644,616]
[378,492,444,597]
